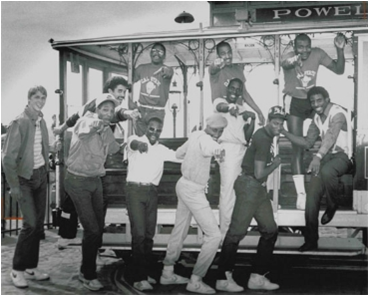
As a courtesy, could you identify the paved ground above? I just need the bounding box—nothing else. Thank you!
[2,229,368,295]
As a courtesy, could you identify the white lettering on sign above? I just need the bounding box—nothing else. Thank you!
[334,6,351,16]
[355,5,366,16]
[295,8,312,18]
[273,9,291,19]
[314,7,332,16]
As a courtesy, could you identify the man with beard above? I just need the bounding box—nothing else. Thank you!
[281,86,352,252]
[125,117,180,291]
[133,43,174,136]
[281,33,346,210]
[214,77,256,237]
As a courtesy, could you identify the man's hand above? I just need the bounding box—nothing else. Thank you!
[272,155,282,168]
[214,148,226,163]
[308,155,321,175]
[10,187,22,200]
[257,112,265,126]
[137,142,148,153]
[91,120,105,133]
[53,125,65,136]
[161,66,172,78]
[213,58,225,69]
[53,139,62,152]
[286,54,302,67]
[334,33,346,49]
[124,109,141,120]
[242,110,256,121]
[228,103,239,117]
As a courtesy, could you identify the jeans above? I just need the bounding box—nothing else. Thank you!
[163,177,221,278]
[217,175,278,278]
[304,152,351,244]
[13,166,47,271]
[64,171,104,280]
[125,183,158,282]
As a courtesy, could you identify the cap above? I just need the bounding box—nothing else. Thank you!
[96,94,119,109]
[206,113,228,129]
[268,106,286,120]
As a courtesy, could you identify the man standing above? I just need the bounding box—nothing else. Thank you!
[209,41,265,126]
[281,33,346,209]
[281,86,352,252]
[64,94,122,291]
[2,86,59,288]
[160,114,227,294]
[214,77,255,237]
[133,42,174,136]
[125,117,180,291]
[215,106,284,292]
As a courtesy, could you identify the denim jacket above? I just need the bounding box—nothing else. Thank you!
[2,106,49,189]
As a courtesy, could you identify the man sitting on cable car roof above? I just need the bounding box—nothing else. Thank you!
[281,33,346,211]
[209,41,265,126]
[133,42,174,136]
[281,86,352,252]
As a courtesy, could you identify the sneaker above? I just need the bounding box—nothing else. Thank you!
[57,237,82,250]
[160,270,190,285]
[186,279,215,294]
[24,269,50,281]
[133,280,153,291]
[10,270,28,288]
[79,272,104,291]
[247,273,279,291]
[148,276,157,284]
[216,271,244,292]
[296,193,306,210]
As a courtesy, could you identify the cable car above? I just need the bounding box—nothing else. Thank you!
[50,1,367,256]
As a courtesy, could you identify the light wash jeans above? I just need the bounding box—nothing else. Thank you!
[163,177,221,277]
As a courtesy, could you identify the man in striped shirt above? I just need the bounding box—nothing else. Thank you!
[2,85,60,288]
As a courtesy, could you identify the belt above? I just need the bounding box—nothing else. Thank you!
[138,102,165,111]
[126,181,153,186]
[240,173,266,187]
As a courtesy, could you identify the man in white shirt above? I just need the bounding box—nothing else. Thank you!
[125,117,180,291]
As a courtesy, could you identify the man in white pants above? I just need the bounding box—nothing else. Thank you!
[160,114,227,294]
[214,78,256,237]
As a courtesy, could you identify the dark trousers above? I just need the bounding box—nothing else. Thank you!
[64,171,104,280]
[305,152,351,244]
[217,175,278,278]
[125,183,158,282]
[13,166,47,271]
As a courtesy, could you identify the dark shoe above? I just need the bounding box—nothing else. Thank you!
[298,242,318,252]
[321,206,338,225]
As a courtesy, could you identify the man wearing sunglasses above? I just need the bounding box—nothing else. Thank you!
[133,43,174,136]
[125,116,180,291]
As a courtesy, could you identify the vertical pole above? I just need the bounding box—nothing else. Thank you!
[127,43,134,136]
[272,35,280,213]
[82,61,89,105]
[57,51,67,208]
[198,39,205,130]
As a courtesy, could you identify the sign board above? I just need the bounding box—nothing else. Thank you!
[255,3,367,22]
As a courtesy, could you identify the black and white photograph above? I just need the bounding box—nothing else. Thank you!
[1,1,368,294]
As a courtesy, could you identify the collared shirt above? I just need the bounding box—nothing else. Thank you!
[2,106,49,189]
[126,135,179,186]
[305,103,349,158]
[66,112,120,177]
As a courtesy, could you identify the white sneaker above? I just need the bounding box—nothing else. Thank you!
[160,270,189,285]
[78,272,104,291]
[216,271,244,292]
[186,276,215,294]
[296,193,306,210]
[24,269,50,281]
[247,273,279,290]
[10,270,28,288]
[133,280,153,291]
[57,237,82,250]
[148,276,157,284]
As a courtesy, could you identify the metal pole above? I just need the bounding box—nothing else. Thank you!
[198,39,205,130]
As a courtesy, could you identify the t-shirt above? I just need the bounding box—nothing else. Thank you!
[209,64,246,102]
[241,127,274,183]
[126,135,178,185]
[213,97,248,145]
[134,63,173,107]
[282,47,333,99]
